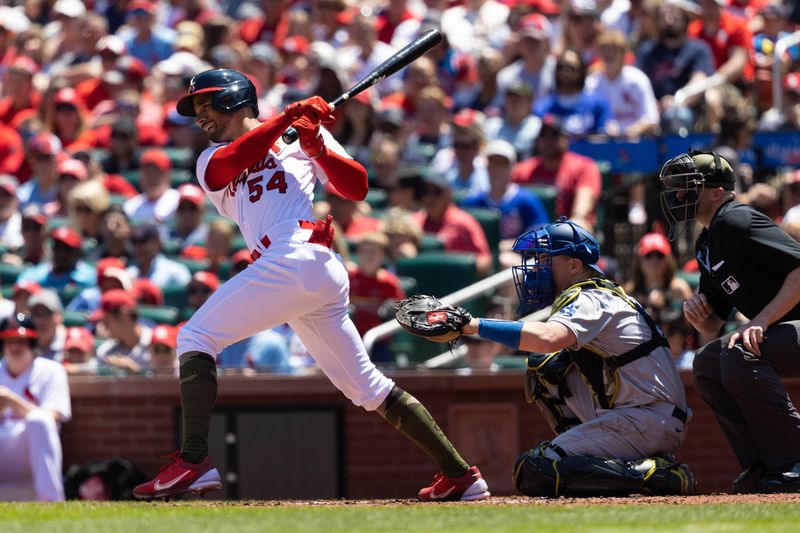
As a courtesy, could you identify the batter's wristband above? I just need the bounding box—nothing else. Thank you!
[477,319,523,349]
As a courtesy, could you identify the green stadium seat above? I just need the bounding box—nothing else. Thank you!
[230,236,248,254]
[677,271,701,291]
[364,189,387,209]
[162,239,183,256]
[397,276,417,296]
[462,207,501,273]
[162,284,189,309]
[493,355,528,370]
[0,263,26,285]
[172,257,210,275]
[521,185,558,221]
[170,169,193,189]
[0,286,11,299]
[109,194,127,207]
[63,311,89,327]
[48,217,71,230]
[137,304,181,325]
[217,260,233,280]
[395,252,477,298]
[418,235,444,253]
[59,285,83,306]
[160,147,194,169]
[179,307,195,323]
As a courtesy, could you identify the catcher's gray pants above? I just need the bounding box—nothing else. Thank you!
[693,321,800,471]
[546,402,687,461]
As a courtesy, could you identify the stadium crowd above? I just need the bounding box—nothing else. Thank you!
[0,0,797,376]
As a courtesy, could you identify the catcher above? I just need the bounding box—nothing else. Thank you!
[397,217,695,497]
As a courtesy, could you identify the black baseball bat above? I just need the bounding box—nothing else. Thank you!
[281,28,444,144]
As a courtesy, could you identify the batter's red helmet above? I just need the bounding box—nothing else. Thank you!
[176,69,258,118]
[0,313,38,350]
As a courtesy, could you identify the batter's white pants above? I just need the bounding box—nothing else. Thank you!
[178,230,395,411]
[0,409,65,501]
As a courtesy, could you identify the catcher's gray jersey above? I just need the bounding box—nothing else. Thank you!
[548,287,688,416]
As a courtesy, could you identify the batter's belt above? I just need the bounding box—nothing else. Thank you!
[250,215,335,261]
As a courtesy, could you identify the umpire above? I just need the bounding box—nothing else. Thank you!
[660,151,800,493]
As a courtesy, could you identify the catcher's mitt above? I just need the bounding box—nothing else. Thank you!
[395,295,472,343]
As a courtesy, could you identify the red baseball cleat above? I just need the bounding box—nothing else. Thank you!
[418,466,490,501]
[133,451,222,500]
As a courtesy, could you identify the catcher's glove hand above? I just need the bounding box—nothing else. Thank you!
[395,295,472,343]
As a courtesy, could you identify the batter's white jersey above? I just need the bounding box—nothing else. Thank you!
[196,127,347,253]
[0,358,71,425]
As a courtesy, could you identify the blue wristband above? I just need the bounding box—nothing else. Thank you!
[477,319,523,350]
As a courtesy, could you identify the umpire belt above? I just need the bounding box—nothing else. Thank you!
[250,216,334,261]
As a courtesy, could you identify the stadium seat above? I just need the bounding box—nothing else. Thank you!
[173,257,211,275]
[137,304,181,325]
[59,285,83,306]
[418,235,444,253]
[397,275,417,296]
[395,252,477,298]
[230,236,248,254]
[162,284,189,309]
[462,207,501,273]
[364,189,387,209]
[521,185,558,221]
[493,355,527,370]
[162,239,183,256]
[169,169,193,189]
[63,311,89,327]
[160,146,194,169]
[0,263,26,285]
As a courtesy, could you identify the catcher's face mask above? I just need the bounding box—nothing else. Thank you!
[512,218,602,317]
[659,153,707,239]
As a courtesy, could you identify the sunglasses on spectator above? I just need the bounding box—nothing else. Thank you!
[131,236,154,245]
[22,223,43,232]
[453,142,478,150]
[538,128,561,138]
[33,153,55,161]
[556,63,580,72]
[643,252,666,260]
[31,307,54,319]
[177,202,199,212]
[152,344,174,354]
[74,204,93,214]
[189,285,212,295]
[788,183,800,193]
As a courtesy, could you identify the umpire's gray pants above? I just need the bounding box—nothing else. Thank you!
[693,321,800,471]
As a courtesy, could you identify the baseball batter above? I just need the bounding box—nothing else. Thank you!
[0,314,71,501]
[411,218,695,497]
[133,69,489,501]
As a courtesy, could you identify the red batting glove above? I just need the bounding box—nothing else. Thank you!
[283,96,334,122]
[293,115,325,158]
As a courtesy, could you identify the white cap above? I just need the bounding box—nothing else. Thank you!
[53,0,87,18]
[156,51,208,77]
[0,6,31,33]
[485,140,517,165]
[96,35,126,56]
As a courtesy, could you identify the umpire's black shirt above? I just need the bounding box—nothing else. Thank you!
[696,200,800,322]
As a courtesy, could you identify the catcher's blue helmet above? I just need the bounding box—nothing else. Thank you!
[176,69,258,118]
[512,217,603,316]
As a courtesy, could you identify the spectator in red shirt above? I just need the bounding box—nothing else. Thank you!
[381,56,437,117]
[688,0,753,85]
[239,0,291,47]
[376,0,417,44]
[411,173,493,276]
[0,121,25,177]
[348,231,405,363]
[49,89,95,153]
[510,114,601,231]
[0,56,41,127]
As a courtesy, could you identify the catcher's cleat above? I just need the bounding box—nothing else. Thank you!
[418,466,490,502]
[133,451,222,500]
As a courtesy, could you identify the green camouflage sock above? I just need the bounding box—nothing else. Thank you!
[179,352,217,463]
[378,386,469,478]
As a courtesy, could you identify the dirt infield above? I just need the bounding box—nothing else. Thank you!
[160,493,800,507]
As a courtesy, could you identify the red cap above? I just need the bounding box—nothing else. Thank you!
[133,278,164,306]
[151,324,177,348]
[8,56,39,76]
[785,73,800,94]
[12,281,42,298]
[282,35,310,54]
[30,133,62,156]
[57,158,88,181]
[115,55,148,81]
[89,289,137,321]
[181,245,208,260]
[54,88,83,110]
[51,226,82,249]
[64,326,94,352]
[127,0,156,13]
[178,183,204,206]
[231,248,253,266]
[96,257,125,278]
[519,13,552,39]
[452,108,483,128]
[638,232,672,257]
[140,148,171,170]
[191,271,220,292]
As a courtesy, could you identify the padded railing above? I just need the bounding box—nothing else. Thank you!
[362,267,514,356]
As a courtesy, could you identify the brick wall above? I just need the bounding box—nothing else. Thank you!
[63,372,796,497]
